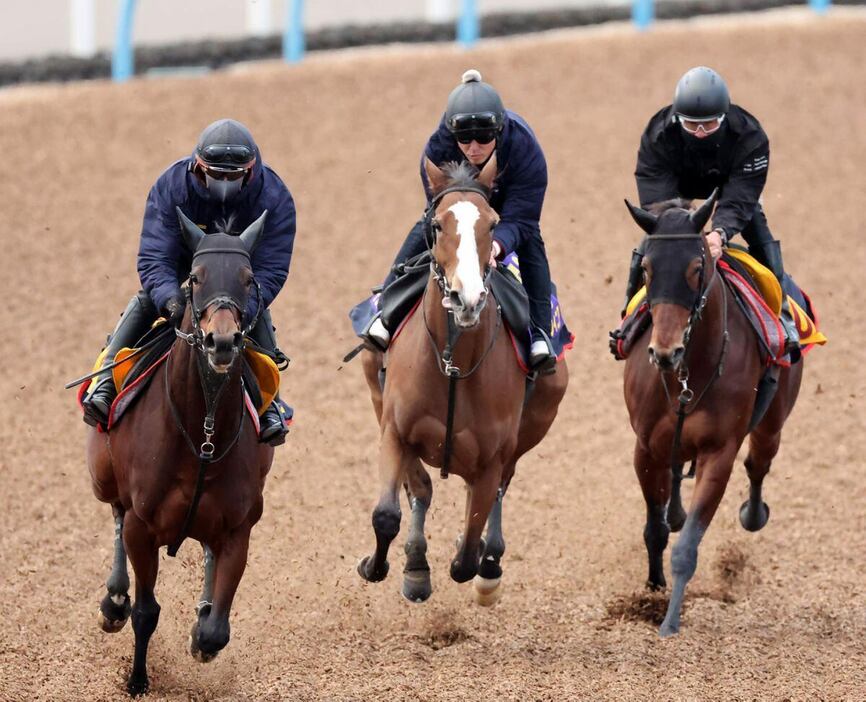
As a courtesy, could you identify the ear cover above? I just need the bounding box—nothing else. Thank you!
[238,210,268,253]
[176,206,205,251]
[624,199,658,235]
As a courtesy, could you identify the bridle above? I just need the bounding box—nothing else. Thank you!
[422,184,502,480]
[165,250,263,557]
[646,232,730,491]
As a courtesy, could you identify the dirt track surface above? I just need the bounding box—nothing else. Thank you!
[1,8,865,701]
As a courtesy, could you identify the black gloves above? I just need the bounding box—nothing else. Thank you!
[163,295,187,327]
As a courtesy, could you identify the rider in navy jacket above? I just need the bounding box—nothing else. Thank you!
[364,70,557,371]
[83,119,295,445]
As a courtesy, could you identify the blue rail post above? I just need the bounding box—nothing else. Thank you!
[284,0,305,63]
[632,0,654,30]
[809,0,831,13]
[458,0,479,48]
[112,0,137,82]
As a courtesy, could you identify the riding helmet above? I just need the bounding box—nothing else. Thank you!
[672,67,730,120]
[445,69,506,134]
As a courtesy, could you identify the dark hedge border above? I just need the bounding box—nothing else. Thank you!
[1,0,861,87]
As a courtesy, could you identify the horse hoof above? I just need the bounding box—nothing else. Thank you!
[126,674,150,697]
[473,575,502,607]
[658,621,679,638]
[667,510,686,533]
[188,622,219,663]
[357,556,389,583]
[739,500,770,532]
[97,609,128,633]
[401,570,432,603]
[97,592,131,633]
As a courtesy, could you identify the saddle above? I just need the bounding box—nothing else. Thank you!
[350,251,574,373]
[609,249,826,364]
[78,321,289,433]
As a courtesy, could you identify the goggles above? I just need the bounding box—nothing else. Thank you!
[199,143,255,166]
[195,156,250,181]
[454,129,498,145]
[677,113,725,136]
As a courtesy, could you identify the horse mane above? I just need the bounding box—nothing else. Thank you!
[646,198,692,216]
[438,160,491,198]
[213,214,238,235]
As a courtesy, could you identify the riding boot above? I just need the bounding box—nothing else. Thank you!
[621,246,646,318]
[82,291,157,428]
[750,239,800,359]
[360,312,390,352]
[248,309,290,446]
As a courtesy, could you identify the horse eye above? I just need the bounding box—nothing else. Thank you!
[189,274,199,285]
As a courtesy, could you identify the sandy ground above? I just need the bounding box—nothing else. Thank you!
[1,7,865,701]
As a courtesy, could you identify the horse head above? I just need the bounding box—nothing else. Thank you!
[176,207,267,373]
[424,156,498,328]
[624,190,718,371]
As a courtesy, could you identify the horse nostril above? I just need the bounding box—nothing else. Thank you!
[233,332,243,348]
[204,332,216,350]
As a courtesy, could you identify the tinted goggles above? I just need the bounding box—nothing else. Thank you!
[454,129,498,145]
[200,143,255,165]
[195,156,250,181]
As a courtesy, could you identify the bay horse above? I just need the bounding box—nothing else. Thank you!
[622,191,803,637]
[357,156,568,605]
[87,210,274,696]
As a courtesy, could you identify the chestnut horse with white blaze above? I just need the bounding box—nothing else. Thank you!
[87,211,274,696]
[622,191,803,637]
[358,156,568,605]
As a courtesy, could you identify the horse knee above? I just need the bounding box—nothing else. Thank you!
[644,519,670,554]
[372,506,401,539]
[131,601,160,640]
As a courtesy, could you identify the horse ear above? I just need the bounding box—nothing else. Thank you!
[624,199,658,235]
[424,158,448,196]
[239,210,268,253]
[690,188,719,232]
[176,207,205,251]
[476,153,498,190]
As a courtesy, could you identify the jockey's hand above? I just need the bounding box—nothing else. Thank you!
[706,229,724,260]
[164,295,186,327]
[489,240,502,268]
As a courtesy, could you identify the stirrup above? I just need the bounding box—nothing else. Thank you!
[259,405,288,446]
[529,338,556,374]
[82,379,115,428]
[361,315,390,353]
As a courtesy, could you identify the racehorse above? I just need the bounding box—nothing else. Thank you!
[87,210,274,695]
[622,191,803,637]
[357,157,568,605]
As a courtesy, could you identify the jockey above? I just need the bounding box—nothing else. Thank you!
[81,118,296,446]
[362,69,557,371]
[623,66,800,355]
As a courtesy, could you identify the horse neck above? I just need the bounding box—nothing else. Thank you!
[168,335,244,431]
[422,273,496,369]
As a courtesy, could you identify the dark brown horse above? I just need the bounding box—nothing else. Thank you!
[87,211,274,695]
[622,192,803,637]
[357,157,568,605]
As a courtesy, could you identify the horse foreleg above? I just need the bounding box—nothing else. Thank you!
[123,511,161,697]
[98,504,132,633]
[739,427,781,532]
[474,484,506,606]
[190,527,250,663]
[634,445,671,591]
[401,460,433,603]
[451,464,501,584]
[660,444,736,638]
[358,425,407,583]
[196,544,215,614]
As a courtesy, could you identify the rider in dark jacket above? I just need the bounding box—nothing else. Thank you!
[623,66,799,354]
[362,69,557,371]
[82,119,296,445]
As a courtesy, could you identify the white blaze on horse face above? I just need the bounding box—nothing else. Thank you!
[448,200,484,307]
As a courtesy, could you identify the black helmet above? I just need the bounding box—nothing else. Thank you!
[194,119,257,203]
[445,70,505,138]
[673,67,730,120]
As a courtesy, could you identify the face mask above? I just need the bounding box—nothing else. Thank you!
[205,173,245,203]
